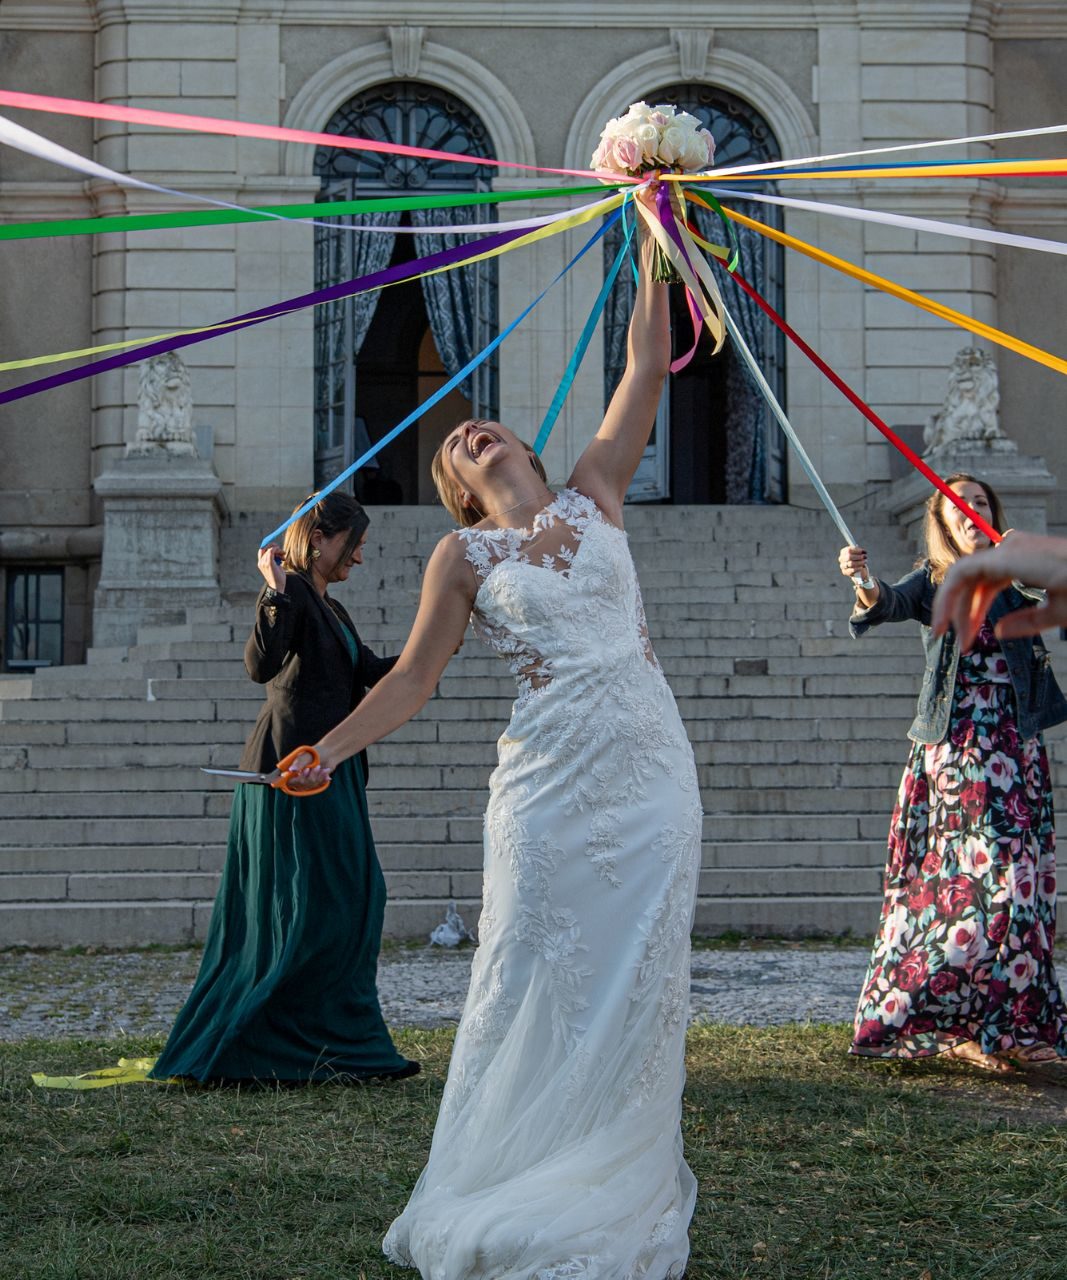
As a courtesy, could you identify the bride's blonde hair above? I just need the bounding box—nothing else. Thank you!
[431,419,548,526]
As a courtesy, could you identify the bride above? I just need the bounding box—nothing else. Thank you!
[292,188,701,1279]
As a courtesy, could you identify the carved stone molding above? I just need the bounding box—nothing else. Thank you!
[670,29,713,82]
[282,39,537,174]
[564,43,817,173]
[388,26,427,78]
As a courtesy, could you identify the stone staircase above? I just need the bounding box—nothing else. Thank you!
[3,503,1065,946]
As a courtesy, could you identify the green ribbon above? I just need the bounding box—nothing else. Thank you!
[685,186,740,272]
[0,184,615,242]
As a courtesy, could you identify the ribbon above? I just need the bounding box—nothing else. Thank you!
[704,186,1067,260]
[31,1058,161,1089]
[720,301,872,555]
[533,198,636,454]
[723,262,1001,544]
[0,111,620,244]
[0,184,612,242]
[0,193,624,392]
[0,89,624,182]
[632,188,871,552]
[687,120,1067,181]
[694,158,1067,182]
[691,197,1067,379]
[259,209,623,548]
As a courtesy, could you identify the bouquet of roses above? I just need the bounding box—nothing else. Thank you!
[591,102,715,283]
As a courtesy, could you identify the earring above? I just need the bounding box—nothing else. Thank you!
[311,548,321,560]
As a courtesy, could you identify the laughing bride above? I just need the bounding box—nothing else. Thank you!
[291,188,701,1279]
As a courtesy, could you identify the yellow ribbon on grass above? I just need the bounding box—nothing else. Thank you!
[31,1057,162,1089]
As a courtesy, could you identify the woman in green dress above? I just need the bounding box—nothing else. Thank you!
[150,492,417,1084]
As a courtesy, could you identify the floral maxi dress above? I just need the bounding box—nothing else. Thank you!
[852,621,1067,1059]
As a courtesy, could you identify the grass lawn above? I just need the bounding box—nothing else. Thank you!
[2,1024,1065,1280]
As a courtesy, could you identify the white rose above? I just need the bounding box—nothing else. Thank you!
[674,111,701,131]
[626,101,653,121]
[680,133,710,170]
[658,125,687,165]
[634,122,660,161]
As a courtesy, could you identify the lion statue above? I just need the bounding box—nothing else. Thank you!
[128,351,197,457]
[924,346,1009,455]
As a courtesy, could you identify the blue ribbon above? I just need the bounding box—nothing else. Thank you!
[533,197,635,456]
[260,207,623,548]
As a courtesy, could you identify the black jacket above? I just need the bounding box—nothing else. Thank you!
[238,571,397,780]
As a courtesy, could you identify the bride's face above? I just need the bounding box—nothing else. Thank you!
[442,421,526,501]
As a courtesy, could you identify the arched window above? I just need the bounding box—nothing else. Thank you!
[313,83,497,502]
[604,85,786,504]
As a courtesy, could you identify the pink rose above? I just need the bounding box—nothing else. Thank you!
[958,781,988,821]
[854,1018,888,1046]
[907,880,935,912]
[897,949,929,992]
[611,136,642,173]
[1003,790,1032,829]
[922,850,943,876]
[930,970,960,996]
[937,876,977,915]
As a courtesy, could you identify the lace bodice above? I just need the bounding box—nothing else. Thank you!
[458,488,659,705]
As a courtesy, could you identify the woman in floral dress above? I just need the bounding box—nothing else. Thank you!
[840,473,1067,1071]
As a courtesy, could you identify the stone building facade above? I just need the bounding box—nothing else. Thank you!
[0,1,1064,668]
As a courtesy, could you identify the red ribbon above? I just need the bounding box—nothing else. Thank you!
[725,267,1002,544]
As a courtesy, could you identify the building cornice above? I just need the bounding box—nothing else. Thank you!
[2,0,1044,33]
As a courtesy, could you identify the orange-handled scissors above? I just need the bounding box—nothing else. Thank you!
[200,745,330,796]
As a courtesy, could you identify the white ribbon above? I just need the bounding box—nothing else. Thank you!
[707,185,1067,257]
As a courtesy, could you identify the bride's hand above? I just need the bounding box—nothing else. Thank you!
[284,746,336,792]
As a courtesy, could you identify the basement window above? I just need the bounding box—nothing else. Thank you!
[5,568,63,670]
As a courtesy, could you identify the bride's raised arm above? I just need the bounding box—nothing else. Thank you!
[568,190,671,524]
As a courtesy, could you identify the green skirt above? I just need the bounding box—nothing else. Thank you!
[150,758,407,1083]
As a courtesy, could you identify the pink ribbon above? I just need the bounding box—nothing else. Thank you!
[0,90,631,182]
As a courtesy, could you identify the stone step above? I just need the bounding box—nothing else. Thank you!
[0,837,890,877]
[0,863,897,907]
[0,758,939,796]
[0,892,924,948]
[5,735,925,772]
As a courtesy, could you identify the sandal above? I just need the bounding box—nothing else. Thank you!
[943,1041,1016,1074]
[998,1045,1065,1068]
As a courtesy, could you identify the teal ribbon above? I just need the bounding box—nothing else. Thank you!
[533,196,636,456]
[260,207,623,548]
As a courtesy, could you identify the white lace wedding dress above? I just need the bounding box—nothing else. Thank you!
[383,489,702,1280]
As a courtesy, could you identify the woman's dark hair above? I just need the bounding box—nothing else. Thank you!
[281,491,369,576]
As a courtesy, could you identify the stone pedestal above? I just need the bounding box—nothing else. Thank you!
[92,455,226,647]
[880,441,1057,553]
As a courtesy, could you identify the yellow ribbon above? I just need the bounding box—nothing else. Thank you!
[681,158,1067,182]
[690,195,1067,378]
[1,195,625,373]
[31,1057,163,1089]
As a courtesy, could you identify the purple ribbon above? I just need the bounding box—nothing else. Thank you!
[0,226,527,406]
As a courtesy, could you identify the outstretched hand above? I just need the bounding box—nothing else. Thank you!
[932,531,1067,647]
[282,746,335,793]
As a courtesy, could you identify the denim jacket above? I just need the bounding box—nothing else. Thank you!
[849,563,1067,745]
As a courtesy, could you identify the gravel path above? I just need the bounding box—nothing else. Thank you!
[0,944,871,1042]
